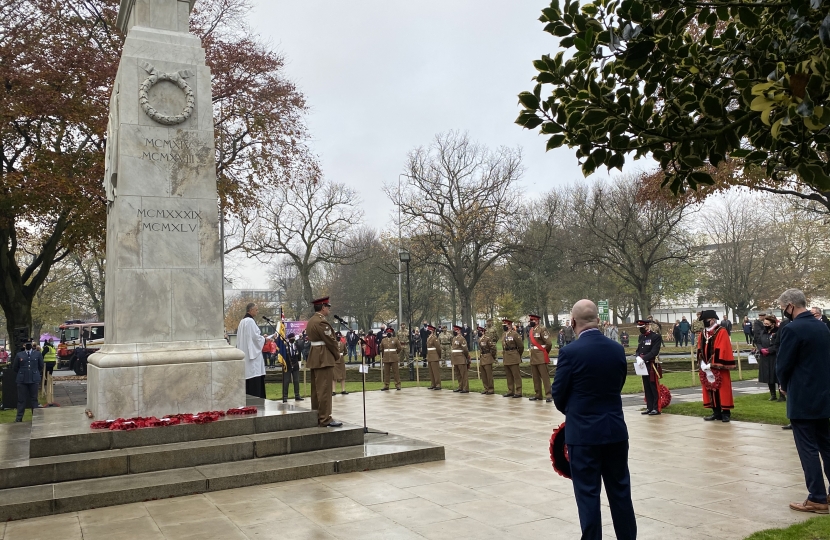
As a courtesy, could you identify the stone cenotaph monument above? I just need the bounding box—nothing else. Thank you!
[87,0,245,419]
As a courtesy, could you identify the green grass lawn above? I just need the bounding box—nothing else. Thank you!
[621,369,759,394]
[265,368,760,400]
[663,391,789,425]
[743,516,830,539]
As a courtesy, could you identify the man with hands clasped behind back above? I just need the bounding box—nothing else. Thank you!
[551,300,636,540]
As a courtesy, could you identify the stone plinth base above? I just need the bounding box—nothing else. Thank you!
[87,340,245,419]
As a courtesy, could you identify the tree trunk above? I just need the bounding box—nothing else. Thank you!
[459,287,473,332]
[633,303,640,322]
[450,284,457,327]
[300,268,314,317]
[3,297,32,352]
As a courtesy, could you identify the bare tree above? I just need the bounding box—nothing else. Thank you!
[702,195,780,321]
[568,175,695,318]
[252,173,363,313]
[389,132,524,330]
[325,228,396,331]
[70,251,105,320]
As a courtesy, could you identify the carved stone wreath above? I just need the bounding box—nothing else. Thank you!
[138,62,195,126]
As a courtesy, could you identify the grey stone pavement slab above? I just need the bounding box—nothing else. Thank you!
[3,381,806,540]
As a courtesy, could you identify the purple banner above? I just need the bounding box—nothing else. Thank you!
[284,320,307,336]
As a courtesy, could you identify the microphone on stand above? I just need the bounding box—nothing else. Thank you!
[262,316,274,324]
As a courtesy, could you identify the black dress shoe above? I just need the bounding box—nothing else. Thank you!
[341,391,349,395]
[381,387,389,391]
[513,395,523,398]
[294,397,304,401]
[326,421,343,427]
[641,410,652,415]
[768,396,777,401]
[332,392,337,396]
[648,410,661,415]
[453,389,461,393]
[460,390,469,394]
[14,419,21,423]
[396,387,401,391]
[427,387,435,390]
[282,397,288,403]
[721,415,731,423]
[779,395,787,402]
[528,397,540,401]
[481,391,487,394]
[503,394,514,398]
[783,424,793,430]
[434,387,442,390]
[703,414,722,421]
[545,398,552,403]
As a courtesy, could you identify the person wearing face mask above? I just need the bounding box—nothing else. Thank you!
[754,316,782,401]
[477,326,496,394]
[425,325,442,390]
[635,320,663,415]
[500,319,524,398]
[450,325,470,393]
[527,314,553,403]
[13,337,43,422]
[696,310,736,422]
[776,288,830,514]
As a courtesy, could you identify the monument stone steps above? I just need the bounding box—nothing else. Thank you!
[0,432,443,522]
[0,401,444,521]
[0,425,365,491]
[29,402,319,458]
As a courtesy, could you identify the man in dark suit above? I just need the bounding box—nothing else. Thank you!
[13,337,44,422]
[551,300,636,540]
[776,289,830,514]
[282,333,304,403]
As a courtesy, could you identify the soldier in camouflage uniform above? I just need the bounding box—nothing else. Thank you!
[439,326,452,363]
[398,324,409,367]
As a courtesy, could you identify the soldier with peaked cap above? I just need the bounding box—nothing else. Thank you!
[477,326,496,394]
[380,327,403,391]
[305,297,342,427]
[697,309,736,422]
[635,319,663,415]
[501,319,524,398]
[425,325,442,390]
[527,314,553,403]
[451,325,470,393]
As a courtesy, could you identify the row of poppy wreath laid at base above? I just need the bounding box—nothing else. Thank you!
[89,406,259,431]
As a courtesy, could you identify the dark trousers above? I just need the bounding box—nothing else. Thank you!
[16,383,38,421]
[642,375,658,411]
[245,376,265,399]
[791,419,830,503]
[283,365,300,398]
[681,333,689,347]
[569,441,637,540]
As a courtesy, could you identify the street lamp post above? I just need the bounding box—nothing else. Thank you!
[399,249,413,381]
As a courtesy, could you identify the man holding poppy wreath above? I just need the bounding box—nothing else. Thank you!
[697,310,736,423]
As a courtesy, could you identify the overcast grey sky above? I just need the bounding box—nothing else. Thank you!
[232,0,620,288]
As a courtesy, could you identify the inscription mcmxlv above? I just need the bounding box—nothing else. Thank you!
[141,138,196,163]
[137,208,201,233]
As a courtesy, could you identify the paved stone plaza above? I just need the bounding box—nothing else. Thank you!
[0,387,812,539]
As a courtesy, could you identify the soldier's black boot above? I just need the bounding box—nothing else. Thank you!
[721,411,731,423]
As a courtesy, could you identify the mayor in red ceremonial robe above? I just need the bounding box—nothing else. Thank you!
[697,310,736,422]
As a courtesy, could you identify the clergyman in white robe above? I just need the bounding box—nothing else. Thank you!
[236,314,266,398]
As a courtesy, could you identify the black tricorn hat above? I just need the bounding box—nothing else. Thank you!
[549,422,571,479]
[699,310,719,321]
